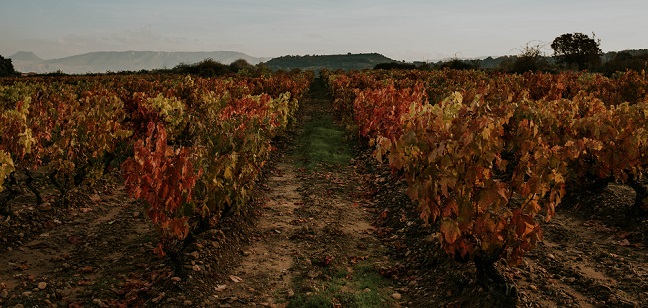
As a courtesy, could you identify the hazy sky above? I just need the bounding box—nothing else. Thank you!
[1,0,646,61]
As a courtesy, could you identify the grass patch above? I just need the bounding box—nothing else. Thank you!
[287,262,393,308]
[296,114,352,170]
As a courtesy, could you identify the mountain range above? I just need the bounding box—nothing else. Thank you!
[9,51,270,74]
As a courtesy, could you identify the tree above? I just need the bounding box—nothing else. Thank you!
[550,32,602,70]
[172,58,229,77]
[510,43,551,73]
[600,51,648,76]
[437,57,479,70]
[229,59,255,72]
[0,55,19,76]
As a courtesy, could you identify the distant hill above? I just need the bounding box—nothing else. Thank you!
[264,53,397,72]
[9,51,270,74]
[10,51,43,62]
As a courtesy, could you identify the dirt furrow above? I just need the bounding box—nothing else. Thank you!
[205,79,401,307]
[211,160,302,306]
[515,209,648,307]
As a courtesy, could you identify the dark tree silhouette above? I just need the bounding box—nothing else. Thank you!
[510,43,551,74]
[373,62,416,70]
[601,51,648,76]
[0,55,19,76]
[172,58,229,77]
[229,59,255,72]
[438,58,480,70]
[550,33,602,70]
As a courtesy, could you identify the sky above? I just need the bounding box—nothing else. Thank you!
[1,0,646,62]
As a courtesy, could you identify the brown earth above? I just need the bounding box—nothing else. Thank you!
[367,160,648,307]
[0,79,647,307]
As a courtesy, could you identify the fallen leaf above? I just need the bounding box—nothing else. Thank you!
[12,262,30,271]
[322,255,335,266]
[380,210,389,219]
[80,266,94,273]
[151,292,166,303]
[229,275,243,283]
[618,239,631,246]
[214,284,227,292]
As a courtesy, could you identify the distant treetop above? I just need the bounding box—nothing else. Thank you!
[551,32,602,71]
[0,55,19,76]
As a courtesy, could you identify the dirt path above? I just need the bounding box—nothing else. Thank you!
[208,79,401,307]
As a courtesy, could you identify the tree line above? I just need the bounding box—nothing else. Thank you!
[379,32,647,76]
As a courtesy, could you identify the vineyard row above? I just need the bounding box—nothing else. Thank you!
[0,72,314,254]
[322,68,648,274]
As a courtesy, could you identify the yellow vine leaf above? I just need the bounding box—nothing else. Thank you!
[0,151,15,193]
